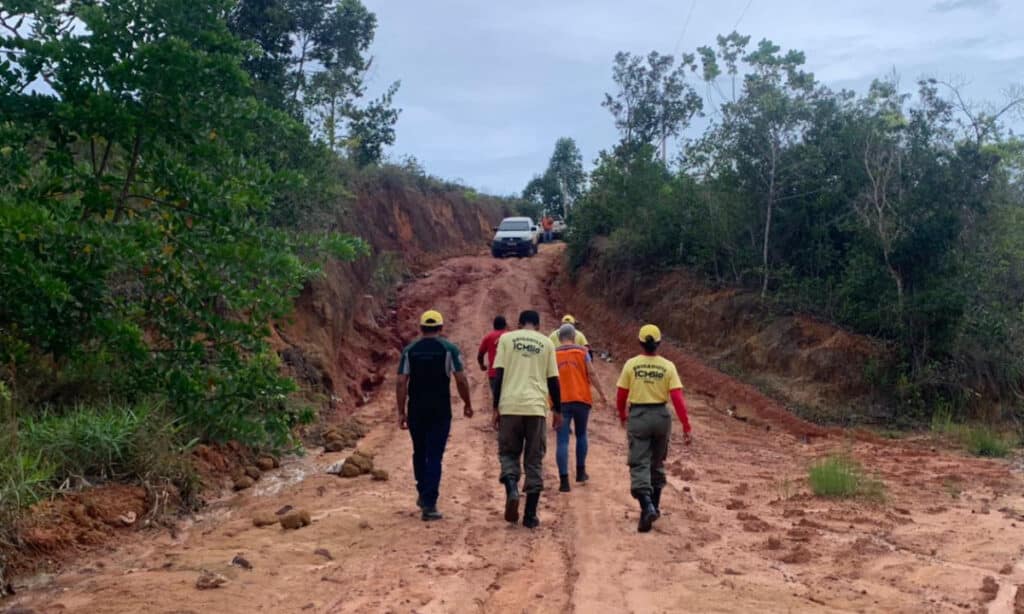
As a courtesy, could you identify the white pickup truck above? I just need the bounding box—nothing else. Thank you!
[491,217,539,258]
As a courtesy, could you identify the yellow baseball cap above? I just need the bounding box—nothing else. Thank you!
[638,324,662,343]
[420,310,444,326]
[561,314,576,324]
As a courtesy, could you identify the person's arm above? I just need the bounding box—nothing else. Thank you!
[491,368,504,429]
[455,371,473,418]
[616,387,629,423]
[585,359,609,405]
[547,376,563,430]
[396,374,409,429]
[669,388,691,431]
[476,336,488,372]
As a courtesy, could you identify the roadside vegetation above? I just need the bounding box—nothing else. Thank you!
[808,454,886,501]
[0,0,514,549]
[532,33,1024,431]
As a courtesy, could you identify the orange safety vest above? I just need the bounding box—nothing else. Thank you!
[556,344,592,405]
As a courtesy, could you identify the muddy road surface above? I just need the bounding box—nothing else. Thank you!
[6,245,1024,614]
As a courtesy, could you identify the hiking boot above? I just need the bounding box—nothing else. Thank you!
[651,487,662,519]
[637,494,658,533]
[523,493,540,529]
[421,506,443,522]
[503,477,520,524]
[559,474,571,492]
[576,465,589,483]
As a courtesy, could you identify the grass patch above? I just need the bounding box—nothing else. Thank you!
[808,455,885,501]
[961,425,1012,458]
[2,400,198,533]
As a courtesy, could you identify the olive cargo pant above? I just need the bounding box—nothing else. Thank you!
[498,414,547,494]
[627,404,671,497]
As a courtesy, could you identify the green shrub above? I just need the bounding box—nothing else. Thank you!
[930,403,956,434]
[0,451,55,530]
[961,426,1012,458]
[808,455,885,500]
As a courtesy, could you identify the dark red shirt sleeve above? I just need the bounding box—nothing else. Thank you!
[670,388,691,433]
[616,387,629,422]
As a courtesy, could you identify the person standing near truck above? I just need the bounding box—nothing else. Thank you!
[477,315,508,411]
[396,310,474,521]
[553,324,608,492]
[492,310,562,529]
[615,324,693,533]
[541,214,554,243]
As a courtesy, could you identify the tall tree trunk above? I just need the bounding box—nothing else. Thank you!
[761,142,778,299]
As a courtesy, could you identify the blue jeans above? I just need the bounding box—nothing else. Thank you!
[407,410,451,508]
[556,402,590,476]
[543,230,553,243]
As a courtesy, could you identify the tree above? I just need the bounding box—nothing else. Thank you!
[229,0,400,164]
[602,51,703,162]
[698,38,819,297]
[0,0,365,446]
[522,138,586,217]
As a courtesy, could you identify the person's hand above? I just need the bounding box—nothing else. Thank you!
[619,417,627,429]
[398,412,408,430]
[552,412,564,430]
[683,431,693,446]
[492,411,501,430]
[478,363,487,372]
[463,402,474,419]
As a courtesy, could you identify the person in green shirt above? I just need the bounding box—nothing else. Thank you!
[492,310,562,529]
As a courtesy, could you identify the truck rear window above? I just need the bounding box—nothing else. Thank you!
[499,221,530,231]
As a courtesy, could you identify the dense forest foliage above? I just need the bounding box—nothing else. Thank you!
[549,33,1024,419]
[0,0,418,528]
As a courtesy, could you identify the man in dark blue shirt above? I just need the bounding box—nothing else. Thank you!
[396,309,473,521]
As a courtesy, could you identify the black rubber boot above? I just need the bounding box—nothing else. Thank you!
[522,493,540,529]
[503,477,520,524]
[637,494,658,533]
[651,487,662,519]
[559,474,571,492]
[421,506,443,521]
[576,464,589,483]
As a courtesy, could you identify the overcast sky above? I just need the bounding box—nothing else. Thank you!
[362,0,1024,195]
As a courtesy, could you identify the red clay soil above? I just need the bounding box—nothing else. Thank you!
[5,244,1024,614]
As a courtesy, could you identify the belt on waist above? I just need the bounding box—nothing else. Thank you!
[630,403,666,409]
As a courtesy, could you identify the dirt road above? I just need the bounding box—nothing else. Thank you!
[6,246,1024,614]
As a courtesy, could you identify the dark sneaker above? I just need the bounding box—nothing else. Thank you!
[559,475,571,493]
[421,507,443,521]
[576,466,589,483]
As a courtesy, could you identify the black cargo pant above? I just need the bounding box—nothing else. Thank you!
[407,409,452,508]
[498,414,547,494]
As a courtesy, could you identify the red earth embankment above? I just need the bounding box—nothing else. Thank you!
[272,171,505,418]
[552,243,890,428]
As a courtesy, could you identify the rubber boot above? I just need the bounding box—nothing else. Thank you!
[522,493,540,529]
[559,474,571,493]
[576,464,589,483]
[503,477,520,524]
[637,494,658,533]
[421,506,443,521]
[651,487,662,519]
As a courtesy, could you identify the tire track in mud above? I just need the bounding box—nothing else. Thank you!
[6,245,1024,614]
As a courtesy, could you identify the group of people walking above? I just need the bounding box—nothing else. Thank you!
[395,309,692,533]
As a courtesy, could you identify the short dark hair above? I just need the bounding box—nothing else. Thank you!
[420,324,443,334]
[518,310,540,327]
[640,339,660,353]
[493,315,507,330]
